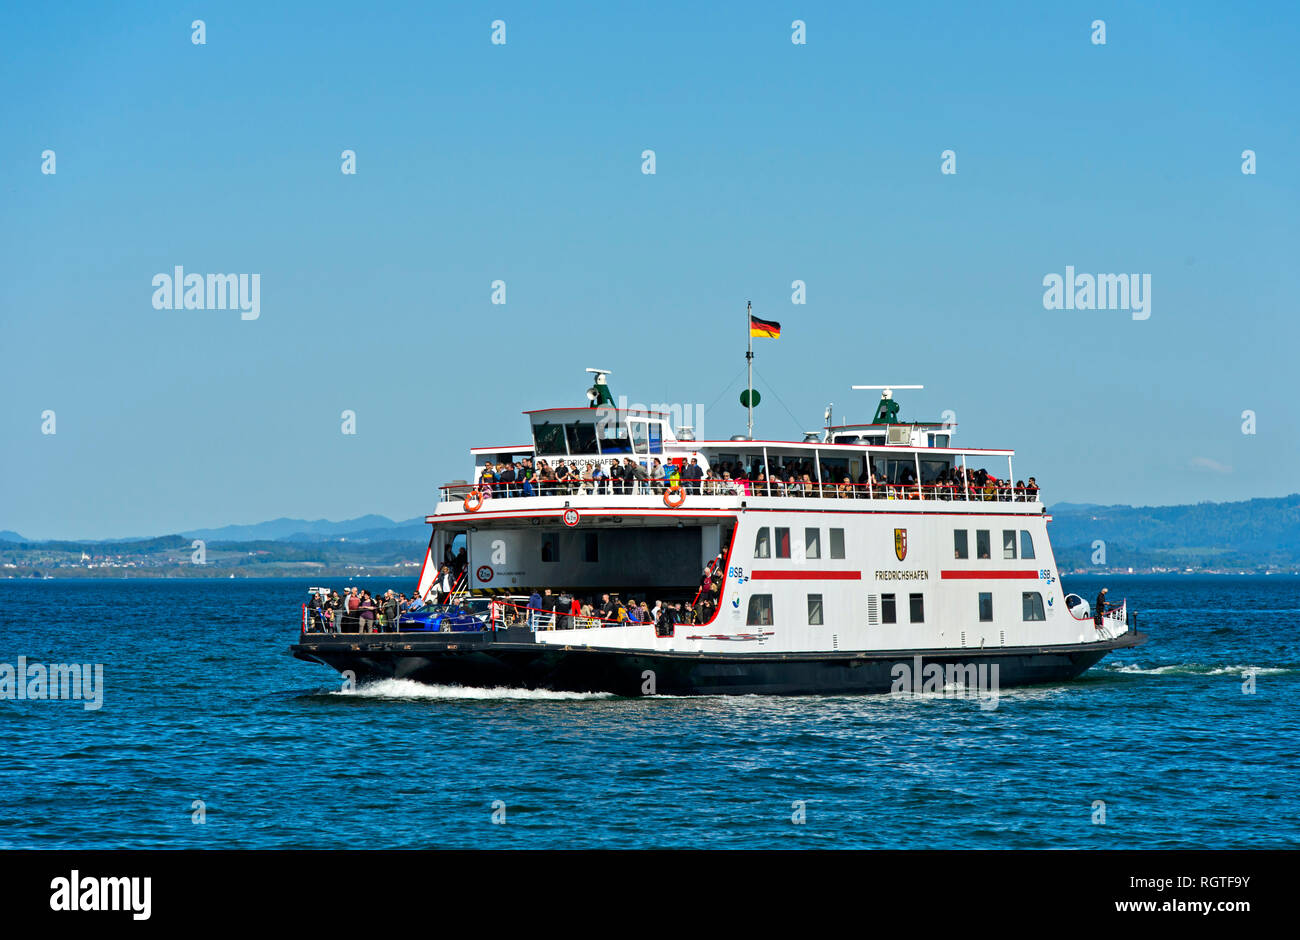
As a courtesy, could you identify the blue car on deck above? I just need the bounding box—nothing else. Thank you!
[399,598,493,633]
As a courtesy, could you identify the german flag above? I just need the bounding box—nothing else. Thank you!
[750,314,781,338]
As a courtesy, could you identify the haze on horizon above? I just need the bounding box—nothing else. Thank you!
[2,2,1297,542]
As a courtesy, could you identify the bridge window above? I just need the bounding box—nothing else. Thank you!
[775,527,791,559]
[909,593,925,623]
[754,527,771,559]
[1003,530,1017,560]
[805,528,821,559]
[565,422,598,455]
[976,530,991,559]
[747,594,773,626]
[807,594,823,625]
[830,528,846,559]
[954,530,968,559]
[881,593,897,624]
[1020,531,1036,560]
[532,422,565,454]
[1022,592,1046,621]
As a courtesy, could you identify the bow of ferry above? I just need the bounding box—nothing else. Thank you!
[291,373,1145,695]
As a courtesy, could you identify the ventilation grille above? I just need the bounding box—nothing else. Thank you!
[832,634,839,651]
[960,631,967,648]
[1000,630,1006,647]
[867,594,879,626]
[887,426,911,445]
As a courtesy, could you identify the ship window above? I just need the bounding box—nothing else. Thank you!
[565,422,599,455]
[1022,592,1046,621]
[807,594,823,625]
[775,527,791,559]
[754,527,771,559]
[805,528,821,559]
[954,530,968,559]
[541,534,559,563]
[1003,530,1018,560]
[747,594,773,626]
[976,530,991,559]
[1020,531,1036,560]
[584,533,598,563]
[648,422,663,454]
[909,593,924,623]
[881,593,897,624]
[978,592,993,622]
[532,422,566,455]
[830,528,846,559]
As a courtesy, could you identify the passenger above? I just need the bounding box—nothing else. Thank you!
[1094,587,1109,627]
[625,457,649,494]
[1026,477,1040,501]
[358,591,376,633]
[527,589,543,628]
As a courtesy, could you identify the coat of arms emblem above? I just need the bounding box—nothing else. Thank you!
[894,528,908,561]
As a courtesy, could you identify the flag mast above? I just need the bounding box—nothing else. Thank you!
[746,300,754,439]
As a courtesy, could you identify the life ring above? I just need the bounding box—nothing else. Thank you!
[463,490,484,512]
[663,486,686,509]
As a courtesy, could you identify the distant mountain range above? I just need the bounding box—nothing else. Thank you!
[3,494,1299,576]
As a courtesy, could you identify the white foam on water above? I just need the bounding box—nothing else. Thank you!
[334,678,614,701]
[1106,663,1291,676]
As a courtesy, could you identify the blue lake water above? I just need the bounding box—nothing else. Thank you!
[0,575,1296,849]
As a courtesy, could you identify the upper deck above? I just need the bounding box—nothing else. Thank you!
[433,373,1042,520]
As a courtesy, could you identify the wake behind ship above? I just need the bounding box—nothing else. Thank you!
[291,369,1144,695]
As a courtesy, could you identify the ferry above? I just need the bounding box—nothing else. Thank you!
[291,369,1145,695]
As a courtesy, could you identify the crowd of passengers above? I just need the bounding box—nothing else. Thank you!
[510,554,727,635]
[304,555,728,636]
[474,457,1039,501]
[305,545,470,634]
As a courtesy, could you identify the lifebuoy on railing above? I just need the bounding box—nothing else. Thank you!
[464,489,484,512]
[663,486,686,509]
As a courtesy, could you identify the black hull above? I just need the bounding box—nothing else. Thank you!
[291,629,1147,697]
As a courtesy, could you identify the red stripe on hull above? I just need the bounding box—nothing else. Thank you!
[940,569,1040,580]
[751,570,861,580]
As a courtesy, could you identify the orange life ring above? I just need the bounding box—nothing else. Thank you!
[663,486,686,509]
[464,490,484,512]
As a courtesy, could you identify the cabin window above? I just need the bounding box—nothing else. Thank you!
[978,592,993,622]
[775,527,791,559]
[976,530,991,559]
[532,422,566,455]
[807,594,823,625]
[805,528,821,559]
[881,593,897,624]
[954,530,969,559]
[909,593,925,623]
[565,422,598,455]
[1022,592,1046,621]
[1020,531,1036,560]
[648,422,663,454]
[830,528,846,559]
[584,533,599,563]
[754,527,771,559]
[541,534,559,563]
[1003,530,1018,560]
[747,594,774,626]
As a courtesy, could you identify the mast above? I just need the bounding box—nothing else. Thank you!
[746,300,754,439]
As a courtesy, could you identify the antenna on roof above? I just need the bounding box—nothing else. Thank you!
[852,385,923,424]
[585,368,615,407]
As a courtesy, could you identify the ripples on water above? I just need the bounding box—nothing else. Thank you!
[0,576,1296,849]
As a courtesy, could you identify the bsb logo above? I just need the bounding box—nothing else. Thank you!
[894,528,908,561]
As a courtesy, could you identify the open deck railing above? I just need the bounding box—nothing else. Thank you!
[440,477,1040,504]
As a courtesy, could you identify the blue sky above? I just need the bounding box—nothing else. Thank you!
[2,1,1297,540]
